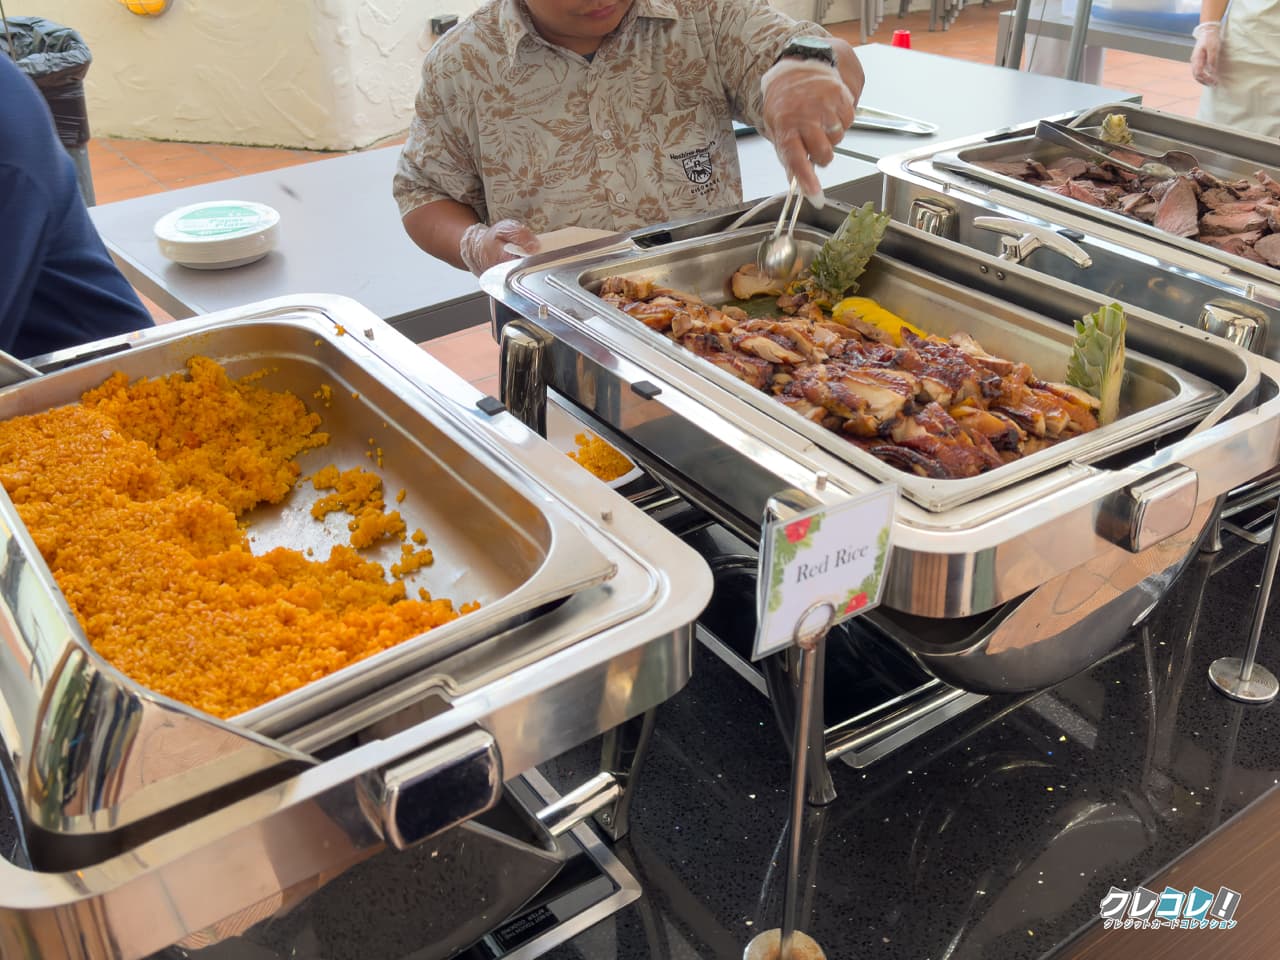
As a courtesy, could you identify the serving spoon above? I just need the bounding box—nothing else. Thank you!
[756,176,803,281]
[1035,120,1200,179]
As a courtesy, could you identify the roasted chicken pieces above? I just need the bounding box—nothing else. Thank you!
[599,277,1100,479]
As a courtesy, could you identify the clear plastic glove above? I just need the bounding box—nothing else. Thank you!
[459,219,540,276]
[1191,22,1222,86]
[760,58,856,209]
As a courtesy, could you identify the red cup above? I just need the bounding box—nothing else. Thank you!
[891,29,912,48]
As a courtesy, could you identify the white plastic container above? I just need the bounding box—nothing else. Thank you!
[154,201,280,270]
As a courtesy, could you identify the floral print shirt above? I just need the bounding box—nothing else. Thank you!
[393,0,826,232]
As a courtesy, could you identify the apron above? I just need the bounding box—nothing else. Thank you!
[1198,0,1280,139]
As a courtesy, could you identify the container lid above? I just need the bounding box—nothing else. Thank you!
[154,200,281,269]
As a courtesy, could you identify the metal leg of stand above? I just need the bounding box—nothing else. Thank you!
[763,639,838,807]
[1208,499,1280,704]
[1004,0,1033,69]
[593,709,656,841]
[1065,0,1094,82]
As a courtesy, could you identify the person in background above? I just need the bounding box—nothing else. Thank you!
[1190,0,1280,139]
[0,52,153,360]
[394,0,864,275]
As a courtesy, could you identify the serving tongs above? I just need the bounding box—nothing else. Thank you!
[0,349,38,388]
[1035,119,1199,179]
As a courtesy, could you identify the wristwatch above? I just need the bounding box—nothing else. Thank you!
[775,36,836,67]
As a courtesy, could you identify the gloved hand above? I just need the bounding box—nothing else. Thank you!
[459,219,540,276]
[1190,22,1222,85]
[760,58,856,209]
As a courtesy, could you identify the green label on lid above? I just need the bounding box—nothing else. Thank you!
[174,205,268,237]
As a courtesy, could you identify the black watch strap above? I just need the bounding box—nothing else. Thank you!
[776,36,836,67]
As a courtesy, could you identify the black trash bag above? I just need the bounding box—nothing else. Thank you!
[1,16,93,146]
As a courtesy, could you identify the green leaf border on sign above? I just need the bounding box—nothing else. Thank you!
[839,525,890,618]
[767,514,823,613]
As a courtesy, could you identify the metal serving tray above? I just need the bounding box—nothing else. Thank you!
[0,302,642,845]
[930,102,1280,288]
[535,223,1222,512]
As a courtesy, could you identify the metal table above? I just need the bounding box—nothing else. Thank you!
[835,44,1139,163]
[88,141,878,342]
[87,147,489,343]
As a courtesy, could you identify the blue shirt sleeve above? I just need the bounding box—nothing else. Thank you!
[0,54,153,361]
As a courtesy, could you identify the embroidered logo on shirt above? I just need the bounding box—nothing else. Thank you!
[671,143,714,185]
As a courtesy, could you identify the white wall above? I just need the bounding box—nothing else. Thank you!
[4,0,456,150]
[5,0,924,148]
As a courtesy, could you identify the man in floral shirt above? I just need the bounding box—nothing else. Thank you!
[394,0,863,275]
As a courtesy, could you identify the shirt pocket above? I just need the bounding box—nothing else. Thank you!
[646,106,734,208]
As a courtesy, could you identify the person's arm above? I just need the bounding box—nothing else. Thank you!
[402,198,540,276]
[1191,0,1229,85]
[709,0,861,204]
[402,198,482,272]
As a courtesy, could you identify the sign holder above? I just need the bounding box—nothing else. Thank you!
[745,486,895,960]
[744,601,835,960]
[1209,501,1280,704]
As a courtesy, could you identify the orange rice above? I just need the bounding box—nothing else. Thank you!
[568,431,633,482]
[0,356,476,719]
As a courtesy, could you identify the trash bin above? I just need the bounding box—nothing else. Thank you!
[0,16,96,206]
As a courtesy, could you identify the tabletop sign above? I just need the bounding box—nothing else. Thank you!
[752,485,897,661]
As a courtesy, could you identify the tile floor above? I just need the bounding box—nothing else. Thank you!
[85,0,1206,383]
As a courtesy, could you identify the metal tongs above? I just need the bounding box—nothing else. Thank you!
[755,176,803,280]
[1035,120,1199,179]
[851,105,938,136]
[0,350,38,389]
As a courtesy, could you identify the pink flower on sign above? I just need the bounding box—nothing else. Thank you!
[844,592,868,614]
[784,518,812,543]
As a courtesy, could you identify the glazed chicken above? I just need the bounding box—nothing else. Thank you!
[598,276,1100,479]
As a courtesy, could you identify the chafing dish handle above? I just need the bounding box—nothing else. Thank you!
[1097,465,1200,554]
[380,728,503,850]
[973,217,1093,269]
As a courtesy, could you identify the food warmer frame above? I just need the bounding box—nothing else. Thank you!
[879,102,1280,360]
[0,295,712,959]
[482,205,1280,799]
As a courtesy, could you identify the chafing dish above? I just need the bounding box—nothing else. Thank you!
[483,207,1280,700]
[879,103,1280,361]
[0,295,712,959]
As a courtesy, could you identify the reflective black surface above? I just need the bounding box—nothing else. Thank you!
[539,533,1280,959]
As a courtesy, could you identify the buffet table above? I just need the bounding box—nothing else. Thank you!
[87,46,1136,345]
[85,141,877,344]
[833,44,1138,163]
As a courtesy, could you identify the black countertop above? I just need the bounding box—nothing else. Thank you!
[533,529,1280,960]
[6,525,1280,960]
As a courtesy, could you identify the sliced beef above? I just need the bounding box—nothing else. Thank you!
[1152,177,1201,238]
[1200,187,1242,208]
[1199,208,1269,236]
[1255,234,1280,267]
[1065,179,1108,206]
[1118,192,1151,214]
[1192,167,1226,190]
[978,160,1039,178]
[1108,149,1148,169]
[1200,232,1266,262]
[1257,170,1280,198]
[1050,157,1090,179]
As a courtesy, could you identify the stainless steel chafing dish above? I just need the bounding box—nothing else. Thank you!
[879,103,1280,361]
[0,295,712,959]
[482,207,1280,702]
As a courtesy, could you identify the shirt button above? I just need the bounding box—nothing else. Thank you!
[615,192,626,203]
[601,129,613,141]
